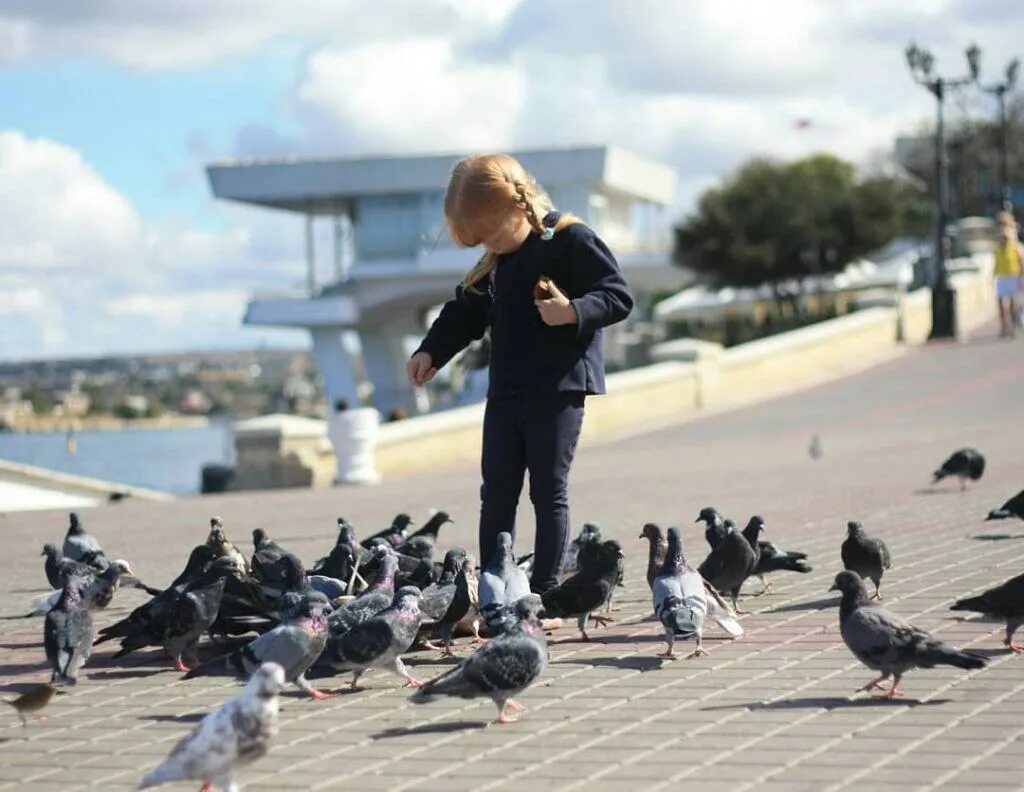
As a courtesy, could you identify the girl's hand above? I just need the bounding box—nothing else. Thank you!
[407,352,437,386]
[535,280,578,326]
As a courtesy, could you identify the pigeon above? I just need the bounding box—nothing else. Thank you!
[986,490,1024,521]
[808,434,823,460]
[185,591,334,700]
[312,517,363,590]
[62,512,109,569]
[406,511,453,542]
[564,523,602,575]
[697,520,758,612]
[653,527,742,659]
[44,579,93,685]
[319,552,399,667]
[540,540,623,641]
[99,558,234,671]
[454,555,483,642]
[830,570,986,698]
[422,550,471,656]
[207,517,250,575]
[696,507,728,549]
[41,544,97,590]
[167,544,219,590]
[397,511,453,561]
[250,530,306,593]
[950,572,1024,653]
[360,513,414,550]
[140,662,284,792]
[329,586,424,690]
[479,532,532,637]
[420,548,468,621]
[639,523,668,590]
[740,516,811,594]
[412,594,548,724]
[4,683,57,727]
[933,447,985,490]
[27,559,137,617]
[308,575,348,600]
[359,540,435,590]
[841,521,891,600]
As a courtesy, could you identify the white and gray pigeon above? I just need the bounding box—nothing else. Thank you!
[28,559,137,617]
[933,447,985,490]
[840,521,891,600]
[139,662,284,792]
[62,512,109,569]
[411,594,548,724]
[830,570,986,698]
[185,590,334,700]
[479,532,531,637]
[329,586,424,690]
[44,578,93,685]
[653,527,742,659]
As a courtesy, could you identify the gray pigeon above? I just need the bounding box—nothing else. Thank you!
[411,594,548,724]
[62,512,109,569]
[653,527,742,659]
[42,544,96,590]
[830,570,985,697]
[140,662,284,792]
[841,521,891,600]
[479,532,532,637]
[330,586,424,690]
[697,520,758,612]
[185,591,334,699]
[933,447,985,490]
[986,489,1024,521]
[951,572,1024,653]
[44,579,93,685]
[808,434,823,460]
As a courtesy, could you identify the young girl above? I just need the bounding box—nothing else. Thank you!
[994,212,1023,339]
[406,154,633,594]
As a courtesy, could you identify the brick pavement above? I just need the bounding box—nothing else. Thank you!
[1,327,1023,790]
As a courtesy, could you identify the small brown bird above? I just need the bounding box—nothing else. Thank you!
[5,683,57,726]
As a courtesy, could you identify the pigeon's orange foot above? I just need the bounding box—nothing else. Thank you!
[657,650,677,660]
[403,677,422,689]
[879,685,904,699]
[858,677,888,693]
[506,699,526,712]
[307,688,335,700]
[1005,640,1024,653]
[590,615,613,628]
[687,647,709,659]
[174,657,195,673]
[494,704,521,724]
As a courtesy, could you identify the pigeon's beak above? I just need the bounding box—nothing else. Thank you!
[828,583,838,593]
[694,516,702,523]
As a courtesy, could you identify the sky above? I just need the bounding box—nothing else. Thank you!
[1,0,1022,361]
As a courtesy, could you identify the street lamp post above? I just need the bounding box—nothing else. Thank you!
[905,42,980,339]
[971,50,1020,211]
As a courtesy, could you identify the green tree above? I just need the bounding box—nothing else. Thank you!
[674,154,925,291]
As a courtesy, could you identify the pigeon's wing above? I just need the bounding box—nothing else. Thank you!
[418,633,546,700]
[244,625,320,680]
[652,574,683,614]
[841,605,917,669]
[876,539,892,570]
[337,617,393,666]
[504,565,531,606]
[541,575,606,618]
[420,583,456,622]
[478,570,504,611]
[329,592,390,636]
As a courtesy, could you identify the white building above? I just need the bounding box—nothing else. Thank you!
[206,145,684,415]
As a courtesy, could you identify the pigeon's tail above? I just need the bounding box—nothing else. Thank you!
[986,509,1012,521]
[138,762,181,789]
[410,665,473,702]
[129,580,163,597]
[950,594,992,614]
[920,640,987,671]
[713,615,744,638]
[759,556,812,574]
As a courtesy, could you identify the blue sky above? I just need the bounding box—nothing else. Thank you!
[1,0,1021,361]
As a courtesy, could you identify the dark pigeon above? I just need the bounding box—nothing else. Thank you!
[933,447,986,490]
[41,544,96,590]
[741,516,811,594]
[359,540,435,590]
[250,529,305,590]
[312,518,363,588]
[841,521,891,600]
[411,594,548,724]
[831,570,985,698]
[540,540,623,641]
[100,558,234,671]
[318,553,399,667]
[62,512,109,569]
[951,572,1024,653]
[986,489,1024,521]
[185,591,334,700]
[360,513,414,550]
[479,532,532,637]
[564,523,602,575]
[424,552,472,656]
[639,523,668,591]
[329,586,425,690]
[407,511,453,542]
[420,548,468,621]
[697,520,758,612]
[44,579,93,685]
[696,506,728,550]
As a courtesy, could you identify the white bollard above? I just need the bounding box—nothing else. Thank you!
[327,407,381,485]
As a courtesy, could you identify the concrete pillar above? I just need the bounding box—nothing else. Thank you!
[359,324,426,416]
[305,213,316,295]
[310,327,361,409]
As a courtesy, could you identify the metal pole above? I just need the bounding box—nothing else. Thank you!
[935,79,948,291]
[998,88,1011,210]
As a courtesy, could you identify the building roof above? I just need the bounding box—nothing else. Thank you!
[206,145,677,214]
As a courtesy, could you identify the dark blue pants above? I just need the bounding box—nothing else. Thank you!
[479,392,585,593]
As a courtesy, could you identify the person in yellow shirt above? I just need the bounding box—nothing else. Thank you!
[994,212,1024,338]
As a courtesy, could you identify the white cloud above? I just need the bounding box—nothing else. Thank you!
[106,289,248,327]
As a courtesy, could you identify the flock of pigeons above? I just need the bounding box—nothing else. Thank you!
[8,445,1024,791]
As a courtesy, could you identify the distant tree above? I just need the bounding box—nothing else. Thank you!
[674,154,927,291]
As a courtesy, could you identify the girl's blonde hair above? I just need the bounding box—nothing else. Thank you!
[444,154,580,291]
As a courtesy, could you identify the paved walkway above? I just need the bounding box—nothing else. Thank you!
[2,327,1023,791]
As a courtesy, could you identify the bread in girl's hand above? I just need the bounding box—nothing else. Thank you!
[534,276,556,301]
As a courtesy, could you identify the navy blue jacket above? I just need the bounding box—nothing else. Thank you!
[415,214,634,399]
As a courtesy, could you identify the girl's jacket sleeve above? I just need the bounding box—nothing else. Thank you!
[568,228,634,338]
[414,283,492,370]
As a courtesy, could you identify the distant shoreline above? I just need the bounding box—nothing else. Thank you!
[1,414,214,434]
